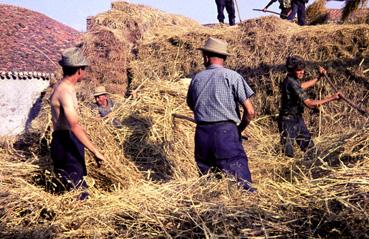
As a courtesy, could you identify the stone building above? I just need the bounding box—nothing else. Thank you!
[0,4,81,136]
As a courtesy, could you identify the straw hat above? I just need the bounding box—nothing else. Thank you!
[93,86,108,97]
[198,37,231,56]
[59,47,89,67]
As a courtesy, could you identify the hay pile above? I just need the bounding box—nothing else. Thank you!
[1,3,369,238]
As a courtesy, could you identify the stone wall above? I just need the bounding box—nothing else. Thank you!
[0,72,50,136]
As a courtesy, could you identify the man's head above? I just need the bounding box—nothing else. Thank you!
[199,37,231,67]
[59,47,89,78]
[286,55,305,79]
[94,86,109,107]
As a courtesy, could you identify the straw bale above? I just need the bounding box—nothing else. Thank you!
[306,0,328,25]
[1,3,369,238]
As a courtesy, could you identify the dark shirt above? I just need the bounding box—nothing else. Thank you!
[280,75,308,117]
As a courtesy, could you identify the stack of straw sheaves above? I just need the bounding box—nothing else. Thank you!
[1,2,368,238]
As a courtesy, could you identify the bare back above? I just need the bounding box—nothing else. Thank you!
[50,79,78,131]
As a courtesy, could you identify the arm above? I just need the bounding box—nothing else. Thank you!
[303,92,341,109]
[186,81,195,111]
[301,78,319,89]
[61,93,105,165]
[238,99,255,133]
[301,66,326,90]
[264,0,276,10]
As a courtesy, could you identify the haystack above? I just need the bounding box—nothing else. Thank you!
[1,2,368,238]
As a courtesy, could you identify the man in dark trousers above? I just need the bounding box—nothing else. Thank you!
[287,0,308,26]
[50,47,105,199]
[215,0,236,26]
[263,0,291,19]
[279,55,342,158]
[187,37,255,190]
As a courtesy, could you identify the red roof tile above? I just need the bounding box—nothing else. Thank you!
[327,8,369,23]
[0,4,81,73]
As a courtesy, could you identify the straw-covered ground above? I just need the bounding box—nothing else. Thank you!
[1,2,369,238]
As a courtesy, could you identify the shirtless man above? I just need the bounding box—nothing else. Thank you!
[50,47,105,198]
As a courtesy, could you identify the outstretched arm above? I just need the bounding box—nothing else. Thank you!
[301,66,326,90]
[303,92,342,109]
[263,0,276,10]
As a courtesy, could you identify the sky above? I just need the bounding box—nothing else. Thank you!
[1,0,345,31]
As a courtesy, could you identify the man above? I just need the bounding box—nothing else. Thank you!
[263,0,291,19]
[287,0,308,26]
[215,0,236,26]
[279,55,342,157]
[50,47,105,199]
[187,37,255,190]
[93,86,115,117]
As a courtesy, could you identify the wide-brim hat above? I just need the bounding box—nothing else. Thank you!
[198,37,231,56]
[93,86,108,97]
[59,47,89,67]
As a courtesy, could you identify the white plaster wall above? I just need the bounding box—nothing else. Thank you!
[0,78,49,136]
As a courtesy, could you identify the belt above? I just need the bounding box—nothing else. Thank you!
[197,120,235,125]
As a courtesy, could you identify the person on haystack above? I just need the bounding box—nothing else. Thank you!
[287,0,308,26]
[50,47,105,200]
[263,0,291,19]
[92,85,123,128]
[279,55,342,158]
[187,37,255,191]
[93,86,115,117]
[215,0,236,26]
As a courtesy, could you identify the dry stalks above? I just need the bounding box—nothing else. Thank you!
[1,3,369,238]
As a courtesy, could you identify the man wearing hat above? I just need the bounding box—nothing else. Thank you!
[215,0,236,26]
[93,86,115,117]
[279,55,342,157]
[187,37,255,190]
[50,47,105,199]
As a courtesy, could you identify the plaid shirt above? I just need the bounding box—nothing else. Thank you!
[187,64,254,124]
[280,75,308,117]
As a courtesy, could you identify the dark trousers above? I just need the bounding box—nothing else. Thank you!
[215,0,236,25]
[287,0,306,26]
[279,116,314,157]
[195,121,252,189]
[50,130,88,191]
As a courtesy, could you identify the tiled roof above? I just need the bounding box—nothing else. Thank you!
[0,71,54,80]
[0,4,81,73]
[327,8,369,23]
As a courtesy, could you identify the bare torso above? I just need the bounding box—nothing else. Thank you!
[50,79,78,131]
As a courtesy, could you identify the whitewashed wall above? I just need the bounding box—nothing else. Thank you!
[0,78,49,136]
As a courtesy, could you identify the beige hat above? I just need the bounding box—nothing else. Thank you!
[59,47,89,67]
[198,37,231,56]
[93,86,108,97]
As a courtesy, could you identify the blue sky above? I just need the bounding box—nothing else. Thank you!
[1,0,345,31]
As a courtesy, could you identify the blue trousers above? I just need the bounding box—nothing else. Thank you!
[195,121,252,189]
[215,0,236,25]
[287,0,306,26]
[279,115,314,157]
[50,130,88,191]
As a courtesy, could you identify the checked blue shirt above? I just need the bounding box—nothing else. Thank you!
[187,64,254,124]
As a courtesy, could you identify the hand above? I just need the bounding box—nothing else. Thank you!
[333,92,342,100]
[318,66,327,76]
[336,91,343,100]
[94,151,105,168]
